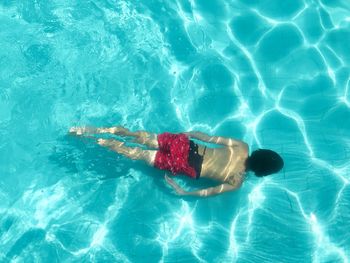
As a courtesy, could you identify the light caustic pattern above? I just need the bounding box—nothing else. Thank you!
[0,0,350,262]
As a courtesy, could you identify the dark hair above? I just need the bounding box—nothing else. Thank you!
[246,149,284,177]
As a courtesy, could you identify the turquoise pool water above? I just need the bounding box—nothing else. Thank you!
[1,0,350,262]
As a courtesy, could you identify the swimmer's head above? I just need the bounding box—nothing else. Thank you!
[246,149,284,177]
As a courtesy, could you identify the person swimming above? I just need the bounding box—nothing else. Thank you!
[69,126,284,197]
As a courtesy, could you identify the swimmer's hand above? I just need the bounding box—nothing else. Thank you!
[164,174,187,196]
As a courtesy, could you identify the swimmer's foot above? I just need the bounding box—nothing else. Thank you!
[69,126,100,135]
[69,126,113,136]
[69,127,86,136]
[97,138,110,146]
[69,126,129,136]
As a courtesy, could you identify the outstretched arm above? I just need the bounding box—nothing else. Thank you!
[165,175,241,197]
[184,131,246,147]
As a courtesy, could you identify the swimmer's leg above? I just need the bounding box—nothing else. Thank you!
[70,126,158,149]
[97,138,157,166]
[69,126,124,135]
[125,130,158,149]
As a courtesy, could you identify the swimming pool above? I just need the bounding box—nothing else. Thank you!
[1,0,349,262]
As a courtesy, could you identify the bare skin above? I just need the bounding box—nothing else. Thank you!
[69,126,249,197]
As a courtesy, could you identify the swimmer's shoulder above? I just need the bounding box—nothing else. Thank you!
[226,171,245,188]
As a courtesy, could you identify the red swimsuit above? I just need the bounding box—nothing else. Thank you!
[153,132,197,178]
